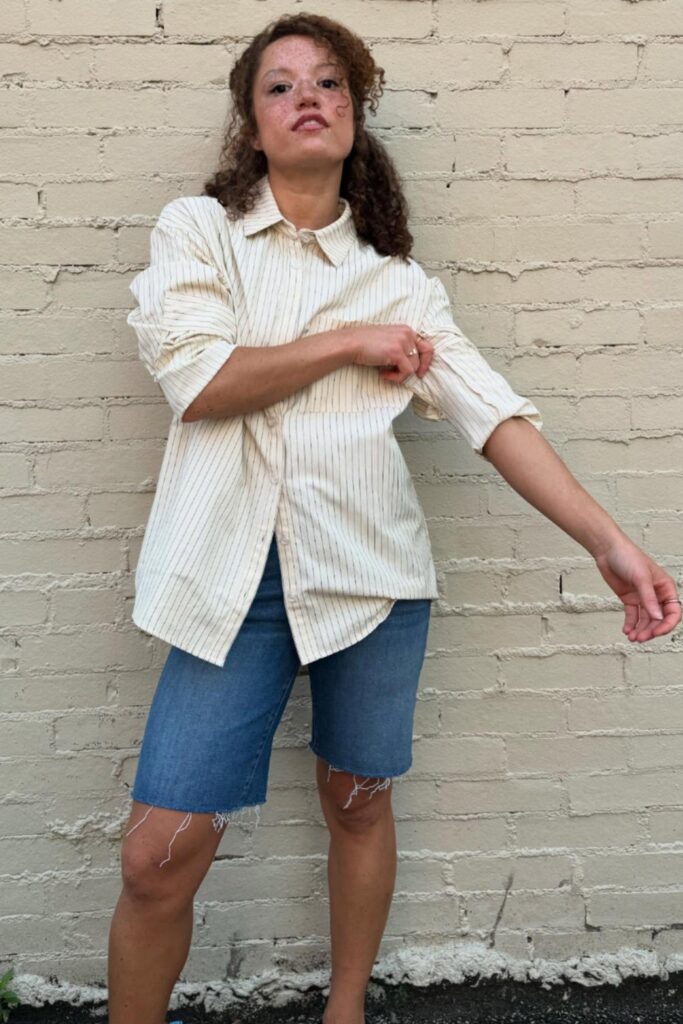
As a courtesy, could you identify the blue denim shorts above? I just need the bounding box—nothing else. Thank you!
[131,532,432,822]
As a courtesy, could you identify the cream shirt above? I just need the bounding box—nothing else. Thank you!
[127,173,543,667]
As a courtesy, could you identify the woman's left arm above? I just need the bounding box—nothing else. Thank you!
[482,415,682,644]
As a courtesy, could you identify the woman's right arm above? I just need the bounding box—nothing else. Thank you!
[182,324,433,422]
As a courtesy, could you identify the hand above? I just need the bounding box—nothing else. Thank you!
[592,537,681,643]
[350,324,434,383]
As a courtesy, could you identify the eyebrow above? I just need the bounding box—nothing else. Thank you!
[262,62,341,81]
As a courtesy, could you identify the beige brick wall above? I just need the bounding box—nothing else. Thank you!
[2,0,683,1006]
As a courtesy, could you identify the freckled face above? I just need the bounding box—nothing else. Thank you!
[250,35,355,172]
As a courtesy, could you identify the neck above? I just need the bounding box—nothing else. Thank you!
[266,167,343,231]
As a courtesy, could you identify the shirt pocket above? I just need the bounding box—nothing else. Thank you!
[295,313,414,415]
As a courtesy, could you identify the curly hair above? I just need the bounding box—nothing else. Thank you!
[202,11,414,261]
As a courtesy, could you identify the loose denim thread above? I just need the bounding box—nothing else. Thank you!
[326,763,392,810]
[125,769,391,867]
[125,803,262,868]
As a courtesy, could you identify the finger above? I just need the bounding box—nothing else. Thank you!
[415,335,433,378]
[634,575,665,623]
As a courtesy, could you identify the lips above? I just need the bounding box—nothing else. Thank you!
[292,113,329,131]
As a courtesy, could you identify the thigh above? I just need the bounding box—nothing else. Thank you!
[132,534,301,817]
[307,597,432,778]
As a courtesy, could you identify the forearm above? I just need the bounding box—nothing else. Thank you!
[182,329,357,422]
[482,416,628,558]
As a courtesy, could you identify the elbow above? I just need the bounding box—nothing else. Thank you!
[181,396,203,423]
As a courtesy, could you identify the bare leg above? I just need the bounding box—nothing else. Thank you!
[107,801,226,1024]
[316,757,397,1024]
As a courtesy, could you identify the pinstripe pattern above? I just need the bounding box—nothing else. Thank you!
[126,173,543,667]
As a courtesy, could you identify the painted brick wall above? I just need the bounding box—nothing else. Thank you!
[2,0,683,1006]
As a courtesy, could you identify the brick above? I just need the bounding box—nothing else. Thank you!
[413,736,506,776]
[34,444,163,488]
[54,708,146,751]
[427,613,542,653]
[588,892,683,929]
[382,133,457,176]
[497,220,642,263]
[395,816,508,854]
[448,853,572,893]
[0,0,26,31]
[28,87,173,129]
[617,474,683,512]
[414,479,482,517]
[568,769,683,814]
[0,226,116,265]
[583,851,683,889]
[87,491,154,529]
[570,694,683,734]
[507,736,628,775]
[52,588,118,627]
[649,220,683,258]
[0,357,157,401]
[635,132,683,172]
[627,651,681,688]
[44,180,183,217]
[466,891,585,931]
[0,184,38,217]
[103,133,221,175]
[26,0,157,36]
[164,0,432,38]
[649,810,683,845]
[1,313,118,355]
[514,812,643,851]
[502,652,624,691]
[0,453,31,489]
[0,269,48,308]
[437,89,564,130]
[419,653,497,693]
[634,389,683,425]
[441,693,564,735]
[0,674,110,714]
[372,41,504,89]
[0,407,103,443]
[94,42,233,83]
[196,860,322,905]
[455,134,501,174]
[372,89,436,130]
[567,0,683,37]
[546,610,635,647]
[0,720,52,756]
[510,42,638,84]
[642,43,683,82]
[437,778,563,815]
[442,569,505,606]
[0,590,47,626]
[515,308,640,350]
[0,538,121,575]
[439,2,565,39]
[506,132,635,176]
[0,42,92,81]
[19,630,152,672]
[577,178,683,216]
[108,403,171,439]
[406,178,574,220]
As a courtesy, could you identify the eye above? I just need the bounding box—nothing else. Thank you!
[269,84,288,94]
[321,78,340,88]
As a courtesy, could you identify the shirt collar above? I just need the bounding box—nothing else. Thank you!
[242,173,356,268]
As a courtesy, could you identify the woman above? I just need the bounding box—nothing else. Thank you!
[109,12,681,1024]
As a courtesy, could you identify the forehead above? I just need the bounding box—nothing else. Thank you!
[258,35,341,77]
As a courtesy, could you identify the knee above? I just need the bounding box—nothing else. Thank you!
[318,761,393,831]
[120,841,178,903]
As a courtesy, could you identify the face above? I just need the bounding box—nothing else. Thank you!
[250,35,355,174]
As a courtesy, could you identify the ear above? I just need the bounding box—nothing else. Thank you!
[250,133,262,152]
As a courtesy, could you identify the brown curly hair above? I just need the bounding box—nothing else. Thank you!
[202,12,414,261]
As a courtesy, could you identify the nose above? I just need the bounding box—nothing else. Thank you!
[293,78,320,105]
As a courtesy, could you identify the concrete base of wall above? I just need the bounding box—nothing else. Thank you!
[8,942,683,1024]
[6,972,683,1024]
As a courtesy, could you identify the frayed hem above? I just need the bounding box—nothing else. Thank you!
[326,762,393,810]
[124,800,262,868]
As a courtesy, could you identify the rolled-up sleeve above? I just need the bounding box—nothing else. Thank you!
[408,276,543,461]
[127,198,238,420]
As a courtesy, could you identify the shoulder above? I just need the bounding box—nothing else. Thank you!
[155,194,228,236]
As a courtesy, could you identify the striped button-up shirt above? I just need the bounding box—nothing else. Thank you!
[126,173,543,667]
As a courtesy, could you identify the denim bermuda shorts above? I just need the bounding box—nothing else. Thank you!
[131,532,432,824]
